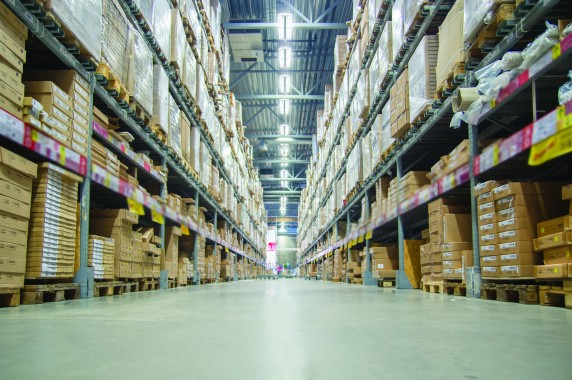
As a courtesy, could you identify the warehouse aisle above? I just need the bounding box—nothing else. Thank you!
[1,280,571,380]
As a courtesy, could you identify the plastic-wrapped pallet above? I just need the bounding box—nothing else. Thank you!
[152,0,172,57]
[392,0,424,59]
[183,46,197,101]
[128,31,153,116]
[347,140,363,194]
[152,64,169,133]
[357,69,370,118]
[436,0,465,88]
[380,102,394,155]
[362,132,372,180]
[170,9,186,70]
[168,95,182,157]
[408,35,438,123]
[373,22,392,102]
[334,35,348,72]
[132,0,154,30]
[180,0,202,41]
[464,0,497,44]
[201,142,212,189]
[46,0,102,62]
[188,126,201,174]
[102,0,131,84]
[370,114,382,165]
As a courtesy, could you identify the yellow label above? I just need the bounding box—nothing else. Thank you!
[59,145,66,166]
[225,247,229,253]
[358,235,364,243]
[366,230,373,240]
[490,99,496,109]
[567,251,570,257]
[554,236,559,242]
[554,268,559,273]
[553,43,562,59]
[492,144,499,166]
[348,241,353,248]
[151,210,164,224]
[529,128,572,166]
[541,227,545,233]
[127,198,145,216]
[181,225,190,235]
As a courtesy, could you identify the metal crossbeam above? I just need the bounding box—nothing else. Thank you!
[253,159,310,164]
[231,69,332,74]
[264,190,302,195]
[224,22,347,30]
[261,178,307,182]
[234,94,324,100]
[277,0,311,23]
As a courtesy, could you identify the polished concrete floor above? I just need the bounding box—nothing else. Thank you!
[1,279,572,379]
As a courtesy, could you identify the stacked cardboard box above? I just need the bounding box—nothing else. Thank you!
[90,209,139,279]
[333,249,345,281]
[0,2,27,118]
[334,35,348,73]
[27,163,81,279]
[24,82,74,148]
[534,185,572,278]
[140,227,161,278]
[163,226,182,279]
[131,231,143,278]
[24,70,92,152]
[347,249,362,284]
[475,181,563,278]
[427,140,470,182]
[91,140,120,177]
[205,245,221,281]
[88,235,115,280]
[426,198,471,282]
[220,257,234,280]
[386,172,429,213]
[408,35,438,123]
[178,257,190,285]
[0,148,37,287]
[436,0,465,89]
[369,245,398,279]
[389,69,409,138]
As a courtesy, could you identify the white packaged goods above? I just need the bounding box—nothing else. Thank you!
[201,142,212,188]
[436,0,465,87]
[362,132,372,180]
[48,0,102,62]
[102,0,131,83]
[152,64,169,133]
[168,95,182,157]
[170,9,186,70]
[334,35,348,71]
[152,0,172,57]
[464,0,496,44]
[371,22,392,104]
[128,31,153,116]
[408,35,438,122]
[357,69,370,117]
[347,140,363,193]
[180,0,202,41]
[183,46,197,100]
[393,0,425,58]
[371,114,382,164]
[380,102,393,154]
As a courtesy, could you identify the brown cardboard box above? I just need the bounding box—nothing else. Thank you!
[496,206,541,223]
[443,214,472,242]
[500,265,534,278]
[534,231,572,251]
[497,229,534,244]
[499,252,541,266]
[492,182,561,200]
[478,201,495,215]
[0,210,28,232]
[421,264,432,274]
[479,233,498,245]
[478,211,496,226]
[23,81,72,106]
[498,240,535,255]
[0,193,31,219]
[90,209,139,224]
[427,198,470,214]
[369,246,398,259]
[535,264,568,279]
[115,260,131,278]
[0,62,23,95]
[0,147,37,178]
[537,216,572,237]
[0,3,28,38]
[563,183,572,200]
[372,259,398,270]
[441,242,472,251]
[477,191,494,206]
[482,266,499,278]
[443,260,462,269]
[497,217,535,233]
[480,255,498,267]
[431,251,442,264]
[432,263,443,273]
[478,223,497,235]
[543,245,572,265]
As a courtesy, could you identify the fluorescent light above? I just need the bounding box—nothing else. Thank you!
[280,144,289,157]
[277,13,293,40]
[278,47,292,68]
[280,209,286,215]
[279,74,291,94]
[278,99,290,115]
[280,169,288,178]
[281,196,288,202]
[279,124,289,135]
[281,180,287,188]
[280,162,288,167]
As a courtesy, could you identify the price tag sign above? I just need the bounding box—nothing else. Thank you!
[358,235,364,244]
[225,247,230,253]
[366,230,373,240]
[127,198,145,216]
[529,128,572,166]
[181,225,190,235]
[532,110,557,145]
[151,210,164,224]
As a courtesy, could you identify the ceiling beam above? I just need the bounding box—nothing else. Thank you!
[234,94,324,101]
[263,190,302,195]
[241,101,321,107]
[263,201,300,205]
[246,134,313,141]
[261,178,307,182]
[231,69,331,74]
[266,217,298,222]
[253,159,310,164]
[224,22,347,30]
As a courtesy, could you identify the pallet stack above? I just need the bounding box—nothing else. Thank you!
[27,163,81,280]
[164,226,182,279]
[408,35,438,123]
[88,235,115,280]
[0,148,37,288]
[369,245,398,279]
[141,227,161,278]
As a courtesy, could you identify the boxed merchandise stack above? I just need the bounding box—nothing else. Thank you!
[427,140,470,182]
[128,31,154,117]
[90,209,139,279]
[475,181,563,279]
[389,68,409,138]
[408,35,438,123]
[91,140,120,177]
[152,64,170,134]
[0,3,26,118]
[24,70,92,153]
[24,82,74,148]
[101,0,131,85]
[163,226,182,279]
[370,245,398,279]
[347,250,362,284]
[27,164,81,279]
[0,148,37,287]
[435,0,465,92]
[369,22,392,106]
[534,184,572,278]
[392,0,426,59]
[333,249,345,281]
[427,198,471,282]
[88,235,115,280]
[334,35,348,75]
[220,257,233,281]
[178,257,190,285]
[140,227,161,278]
[131,231,143,279]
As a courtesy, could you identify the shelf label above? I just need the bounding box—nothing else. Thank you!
[532,110,557,145]
[366,230,373,240]
[151,210,164,224]
[181,225,190,235]
[552,43,561,60]
[358,235,364,244]
[127,198,145,216]
[529,127,572,166]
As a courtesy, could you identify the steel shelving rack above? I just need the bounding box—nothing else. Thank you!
[298,0,572,295]
[0,0,268,297]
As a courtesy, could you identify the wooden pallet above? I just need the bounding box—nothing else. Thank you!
[168,279,178,288]
[129,100,151,127]
[0,287,21,308]
[93,281,127,297]
[378,279,396,288]
[481,283,539,304]
[95,63,130,106]
[117,279,140,293]
[22,283,80,305]
[411,103,435,126]
[422,280,445,293]
[149,124,167,145]
[434,62,466,100]
[539,282,572,309]
[444,281,467,297]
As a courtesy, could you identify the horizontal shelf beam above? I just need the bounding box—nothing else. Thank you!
[234,94,324,100]
[224,22,347,30]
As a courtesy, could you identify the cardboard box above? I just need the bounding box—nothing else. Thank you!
[0,210,28,231]
[497,217,535,233]
[0,147,37,178]
[90,209,139,224]
[442,214,472,242]
[0,39,23,72]
[479,233,497,245]
[474,181,502,196]
[369,246,398,259]
[498,240,535,255]
[534,231,572,251]
[0,2,28,38]
[478,223,497,235]
[493,182,561,200]
[480,245,497,258]
[496,206,541,223]
[480,255,498,267]
[477,191,494,206]
[499,252,541,266]
[482,266,499,278]
[443,260,462,269]
[23,81,72,105]
[543,245,572,265]
[563,183,572,200]
[535,264,568,279]
[441,242,472,251]
[431,251,442,263]
[497,229,534,244]
[0,61,23,96]
[478,201,495,215]
[500,265,534,278]
[372,259,398,270]
[537,216,572,237]
[0,193,31,218]
[478,211,496,225]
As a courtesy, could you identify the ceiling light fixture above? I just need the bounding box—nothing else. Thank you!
[278,46,292,68]
[280,144,289,157]
[279,74,291,94]
[277,13,293,40]
[280,162,288,167]
[279,124,289,135]
[281,180,287,188]
[280,169,288,179]
[278,99,290,115]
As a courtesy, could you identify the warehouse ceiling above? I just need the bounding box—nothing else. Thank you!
[222,0,352,234]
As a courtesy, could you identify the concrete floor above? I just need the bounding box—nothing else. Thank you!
[1,280,572,379]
